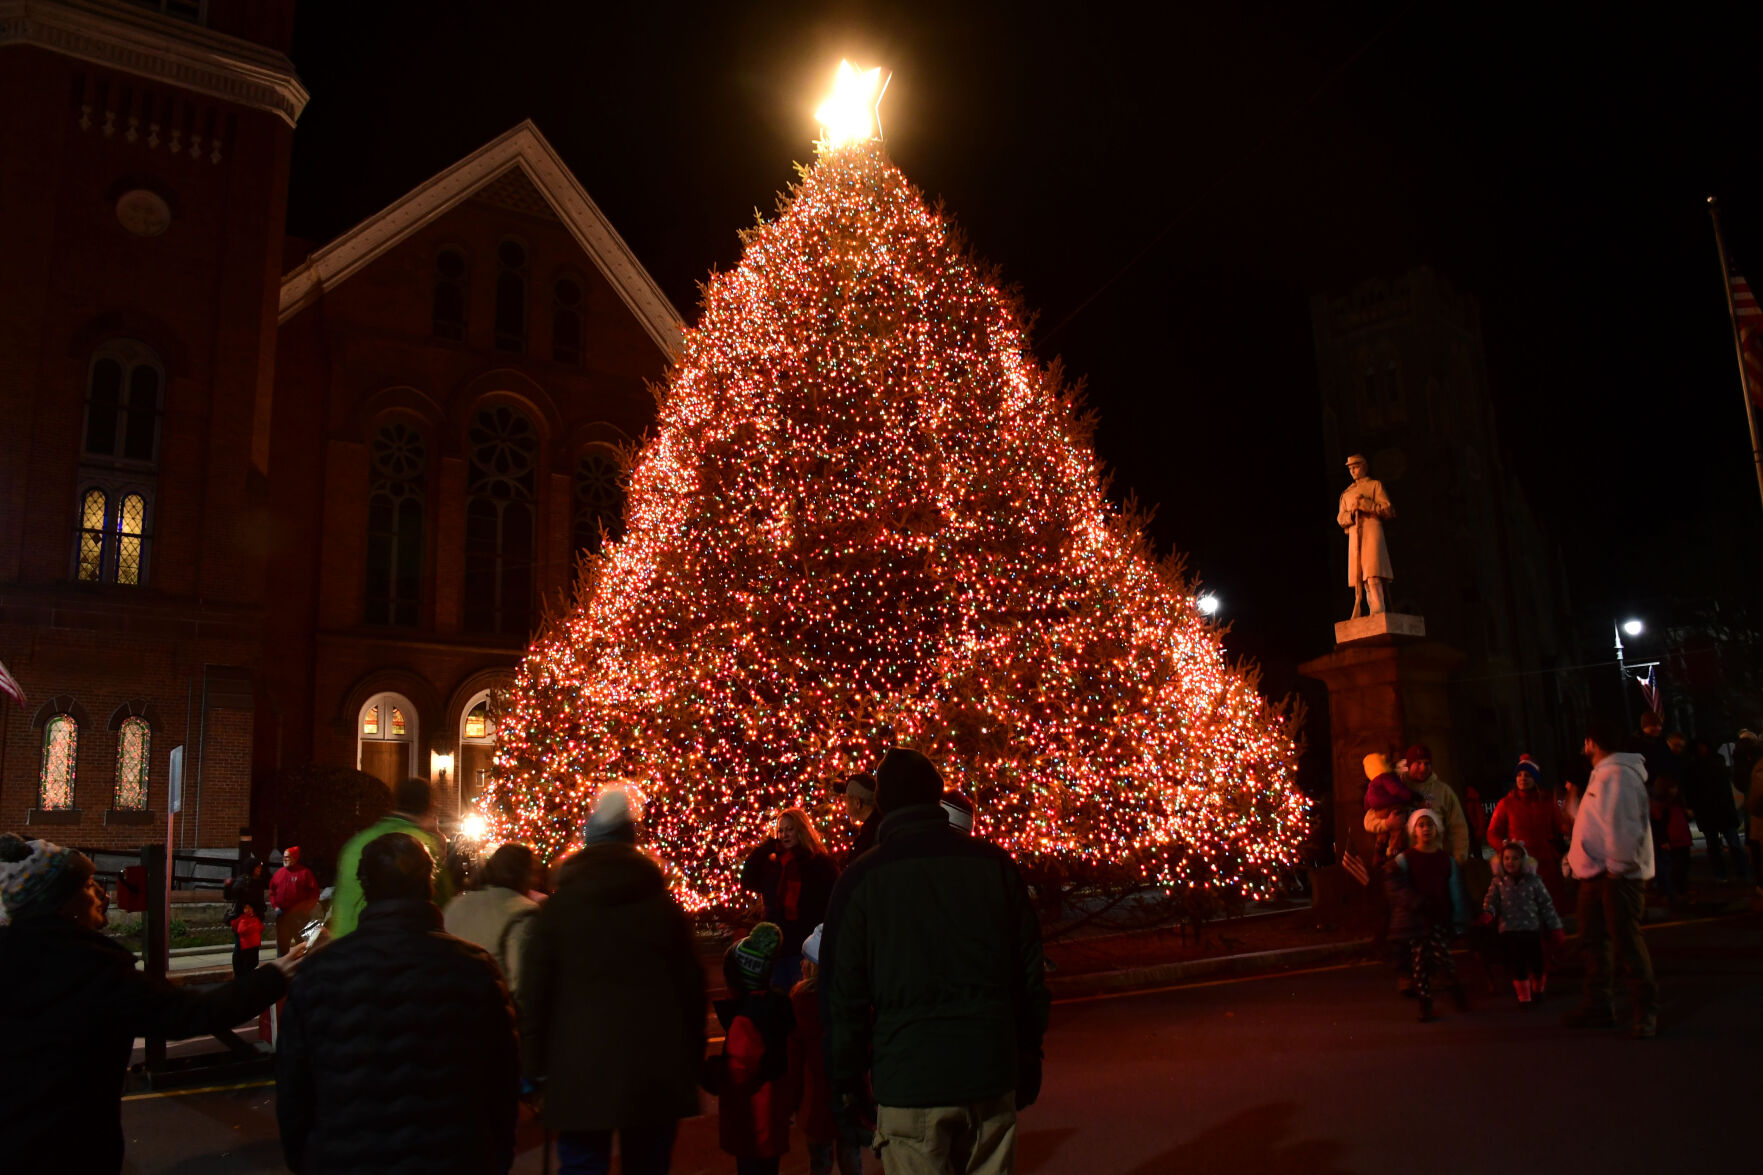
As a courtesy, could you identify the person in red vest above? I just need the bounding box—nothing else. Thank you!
[269,845,321,954]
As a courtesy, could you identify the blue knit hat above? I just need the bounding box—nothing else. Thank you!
[1515,754,1541,782]
[0,834,91,920]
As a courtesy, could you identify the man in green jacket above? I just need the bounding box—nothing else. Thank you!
[821,748,1049,1175]
[327,777,451,938]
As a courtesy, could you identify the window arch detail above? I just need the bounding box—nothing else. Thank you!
[433,247,468,340]
[114,716,151,811]
[464,405,537,636]
[40,715,78,811]
[494,239,528,353]
[573,448,626,560]
[83,340,163,466]
[73,484,152,585]
[358,691,418,789]
[365,421,426,626]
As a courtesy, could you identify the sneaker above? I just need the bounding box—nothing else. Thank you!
[1514,979,1532,1004]
[1562,1006,1616,1029]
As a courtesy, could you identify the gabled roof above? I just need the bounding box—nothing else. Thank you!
[279,120,683,354]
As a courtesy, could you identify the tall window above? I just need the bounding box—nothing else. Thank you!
[76,341,159,586]
[494,240,528,353]
[358,692,416,789]
[365,422,426,626]
[573,450,626,558]
[114,717,150,811]
[464,406,537,636]
[552,277,583,364]
[40,715,78,811]
[433,248,468,340]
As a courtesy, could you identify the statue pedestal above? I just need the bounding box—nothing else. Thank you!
[1299,625,1463,920]
[1333,611,1425,645]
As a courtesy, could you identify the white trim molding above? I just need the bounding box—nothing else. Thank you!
[279,120,684,357]
[0,0,308,127]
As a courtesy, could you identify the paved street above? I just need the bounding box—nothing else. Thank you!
[121,915,1760,1174]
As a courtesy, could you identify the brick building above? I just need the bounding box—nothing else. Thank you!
[0,1,678,852]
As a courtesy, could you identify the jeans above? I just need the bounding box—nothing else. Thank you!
[1576,875,1658,1020]
[556,1122,678,1175]
[809,1136,867,1175]
[1704,826,1749,879]
[874,1096,1015,1175]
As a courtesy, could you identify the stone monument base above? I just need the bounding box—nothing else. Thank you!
[1333,611,1426,645]
[1299,627,1463,917]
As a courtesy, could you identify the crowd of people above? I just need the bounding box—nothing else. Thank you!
[0,750,1048,1175]
[1361,710,1761,1035]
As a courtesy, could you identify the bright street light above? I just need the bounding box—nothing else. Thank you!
[1622,618,1644,637]
[1197,593,1221,617]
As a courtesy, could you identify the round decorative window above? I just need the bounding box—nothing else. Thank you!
[468,406,538,490]
[116,190,172,238]
[371,422,426,480]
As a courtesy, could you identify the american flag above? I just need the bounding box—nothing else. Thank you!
[0,658,24,709]
[1637,665,1661,717]
[1733,269,1763,409]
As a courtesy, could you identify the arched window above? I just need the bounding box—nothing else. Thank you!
[464,405,537,636]
[459,691,497,806]
[552,277,583,364]
[365,422,426,626]
[358,691,417,789]
[40,715,78,811]
[72,485,152,585]
[114,716,150,811]
[432,248,468,340]
[573,449,626,559]
[494,239,527,353]
[75,340,158,586]
[83,341,162,465]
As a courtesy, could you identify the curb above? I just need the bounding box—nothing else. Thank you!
[1046,937,1377,998]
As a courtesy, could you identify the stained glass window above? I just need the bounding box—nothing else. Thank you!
[78,489,108,581]
[390,707,407,737]
[573,450,626,559]
[114,717,150,810]
[463,700,492,741]
[464,406,536,635]
[362,704,380,736]
[366,422,425,626]
[40,716,77,811]
[116,494,146,585]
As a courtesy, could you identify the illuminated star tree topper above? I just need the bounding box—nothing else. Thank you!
[483,62,1309,909]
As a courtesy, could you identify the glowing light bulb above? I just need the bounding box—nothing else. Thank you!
[1198,593,1220,617]
[458,811,489,842]
[815,60,888,147]
[1622,618,1643,637]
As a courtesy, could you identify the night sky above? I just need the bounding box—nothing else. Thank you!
[286,1,1763,697]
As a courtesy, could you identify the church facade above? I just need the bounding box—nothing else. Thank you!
[0,1,676,851]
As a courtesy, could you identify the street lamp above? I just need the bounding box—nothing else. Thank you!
[1197,592,1221,617]
[1613,618,1643,726]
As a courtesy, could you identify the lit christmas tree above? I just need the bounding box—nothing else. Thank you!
[485,65,1308,908]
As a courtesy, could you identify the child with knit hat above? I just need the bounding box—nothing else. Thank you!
[1381,809,1470,1022]
[789,924,865,1175]
[705,921,799,1174]
[1478,841,1565,1003]
[1361,751,1420,859]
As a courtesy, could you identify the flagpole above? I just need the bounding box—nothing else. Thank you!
[1707,195,1763,519]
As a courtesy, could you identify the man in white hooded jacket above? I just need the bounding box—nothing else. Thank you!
[1563,718,1659,1037]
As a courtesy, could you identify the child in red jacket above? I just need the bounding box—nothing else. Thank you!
[706,922,797,1175]
[790,924,865,1175]
[1650,779,1694,903]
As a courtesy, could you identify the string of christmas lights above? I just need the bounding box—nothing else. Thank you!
[482,139,1309,910]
